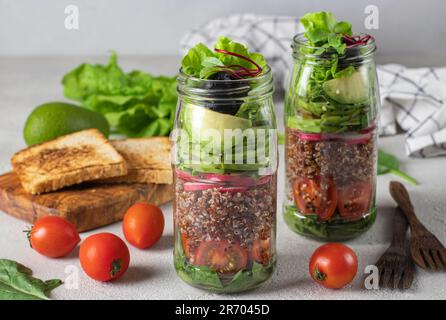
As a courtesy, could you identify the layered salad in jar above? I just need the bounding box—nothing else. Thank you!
[284,12,379,240]
[172,37,277,292]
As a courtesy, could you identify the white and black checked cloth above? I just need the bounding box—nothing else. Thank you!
[180,14,446,158]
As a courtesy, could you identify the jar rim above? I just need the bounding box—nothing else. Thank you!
[178,65,272,84]
[292,32,376,61]
[177,65,274,101]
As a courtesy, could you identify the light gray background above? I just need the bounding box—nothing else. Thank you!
[1,0,445,65]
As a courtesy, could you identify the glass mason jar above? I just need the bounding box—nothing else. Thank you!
[171,67,277,293]
[284,34,379,241]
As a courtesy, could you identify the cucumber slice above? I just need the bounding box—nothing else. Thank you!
[323,71,368,104]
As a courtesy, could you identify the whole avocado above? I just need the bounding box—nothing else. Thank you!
[24,102,110,146]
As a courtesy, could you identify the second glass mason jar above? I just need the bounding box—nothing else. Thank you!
[284,34,379,241]
[171,67,277,292]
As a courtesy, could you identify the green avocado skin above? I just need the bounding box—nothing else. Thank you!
[23,102,110,146]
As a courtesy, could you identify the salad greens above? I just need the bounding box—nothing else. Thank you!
[284,205,376,240]
[300,11,352,54]
[62,52,177,137]
[0,259,62,300]
[181,36,267,79]
[177,37,274,175]
[287,11,373,134]
[174,230,273,292]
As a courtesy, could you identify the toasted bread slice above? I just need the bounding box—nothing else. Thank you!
[101,137,172,184]
[11,129,127,194]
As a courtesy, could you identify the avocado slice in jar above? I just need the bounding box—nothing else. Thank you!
[183,104,252,142]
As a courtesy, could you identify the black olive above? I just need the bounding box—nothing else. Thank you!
[339,47,362,67]
[201,71,249,116]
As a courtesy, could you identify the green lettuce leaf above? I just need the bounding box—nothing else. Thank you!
[181,36,267,79]
[300,11,352,54]
[214,36,267,70]
[181,43,217,78]
[62,52,177,137]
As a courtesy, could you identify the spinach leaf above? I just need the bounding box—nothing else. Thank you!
[0,259,62,300]
[284,205,376,240]
[377,150,418,185]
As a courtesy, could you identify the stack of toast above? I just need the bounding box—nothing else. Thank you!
[0,129,173,231]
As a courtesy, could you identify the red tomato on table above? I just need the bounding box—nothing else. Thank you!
[123,202,164,249]
[309,243,358,289]
[79,233,130,282]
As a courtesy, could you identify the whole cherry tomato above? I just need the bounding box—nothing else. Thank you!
[123,202,164,249]
[309,243,358,289]
[79,233,130,282]
[27,216,80,258]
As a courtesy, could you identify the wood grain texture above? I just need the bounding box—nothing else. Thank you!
[0,172,173,232]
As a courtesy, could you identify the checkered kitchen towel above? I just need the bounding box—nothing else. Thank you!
[180,14,446,158]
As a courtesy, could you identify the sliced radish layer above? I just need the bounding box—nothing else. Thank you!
[175,169,196,182]
[183,183,216,192]
[203,173,257,186]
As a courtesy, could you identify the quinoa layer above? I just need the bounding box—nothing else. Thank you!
[175,176,276,263]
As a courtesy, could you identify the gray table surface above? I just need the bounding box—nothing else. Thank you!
[0,56,445,300]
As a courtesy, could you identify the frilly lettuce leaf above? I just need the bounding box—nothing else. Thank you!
[300,11,352,54]
[62,52,177,137]
[181,36,267,79]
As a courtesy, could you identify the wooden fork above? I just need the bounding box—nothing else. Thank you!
[376,207,415,289]
[390,181,446,270]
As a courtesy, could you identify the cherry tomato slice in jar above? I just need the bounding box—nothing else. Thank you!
[181,232,191,258]
[251,238,271,266]
[195,241,248,273]
[292,177,337,221]
[337,180,373,220]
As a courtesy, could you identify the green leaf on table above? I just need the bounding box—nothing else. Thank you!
[0,259,62,300]
[378,149,418,185]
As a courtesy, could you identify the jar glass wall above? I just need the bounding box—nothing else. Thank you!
[172,67,277,292]
[284,34,379,241]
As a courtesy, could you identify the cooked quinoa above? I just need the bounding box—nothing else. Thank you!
[175,176,276,263]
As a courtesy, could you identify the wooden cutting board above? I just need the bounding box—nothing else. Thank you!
[0,172,173,232]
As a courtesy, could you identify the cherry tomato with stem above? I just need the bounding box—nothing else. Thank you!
[79,233,130,282]
[26,216,80,258]
[309,243,358,289]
